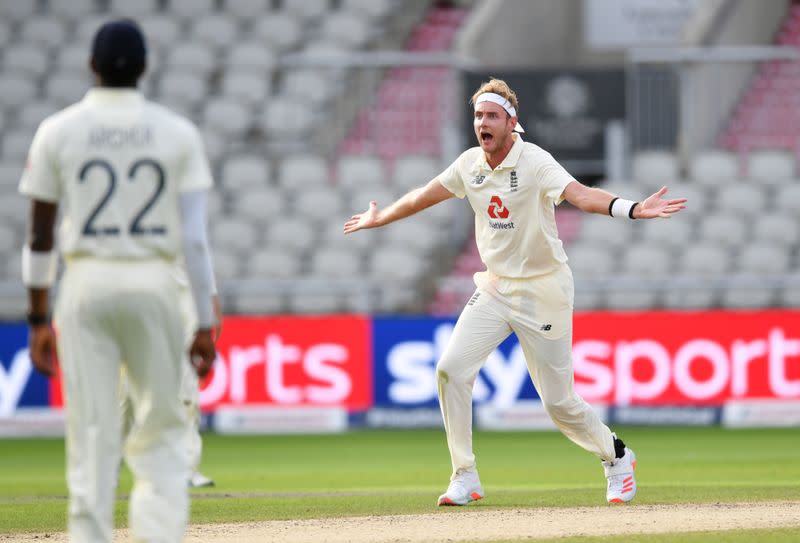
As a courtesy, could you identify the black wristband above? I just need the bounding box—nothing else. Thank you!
[608,197,619,217]
[628,202,639,219]
[27,313,49,326]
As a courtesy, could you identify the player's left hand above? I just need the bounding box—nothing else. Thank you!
[189,329,216,378]
[29,324,56,377]
[635,186,687,219]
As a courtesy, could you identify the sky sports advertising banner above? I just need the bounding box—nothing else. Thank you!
[0,311,798,435]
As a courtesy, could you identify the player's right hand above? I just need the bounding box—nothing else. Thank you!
[189,329,216,378]
[29,324,56,377]
[343,201,379,234]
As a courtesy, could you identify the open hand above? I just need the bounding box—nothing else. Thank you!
[635,187,687,219]
[343,201,379,234]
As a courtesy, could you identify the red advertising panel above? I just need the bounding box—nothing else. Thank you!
[572,311,800,405]
[198,316,371,411]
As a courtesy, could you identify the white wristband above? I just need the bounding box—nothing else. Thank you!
[609,197,638,219]
[22,246,58,288]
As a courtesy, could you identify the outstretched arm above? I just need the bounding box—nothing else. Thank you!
[343,178,454,234]
[562,181,686,219]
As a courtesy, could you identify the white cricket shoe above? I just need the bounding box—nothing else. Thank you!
[437,469,484,506]
[188,471,215,488]
[603,447,637,503]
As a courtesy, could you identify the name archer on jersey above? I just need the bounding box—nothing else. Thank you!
[489,220,515,230]
[89,125,153,147]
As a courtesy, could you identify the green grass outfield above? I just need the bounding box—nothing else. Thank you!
[2,427,799,542]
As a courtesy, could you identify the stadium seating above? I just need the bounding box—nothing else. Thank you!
[2,0,795,317]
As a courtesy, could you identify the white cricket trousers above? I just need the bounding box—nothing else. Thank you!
[436,268,616,479]
[121,284,202,473]
[55,258,190,543]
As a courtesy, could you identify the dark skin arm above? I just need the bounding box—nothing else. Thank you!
[26,200,58,377]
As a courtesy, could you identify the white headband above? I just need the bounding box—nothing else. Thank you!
[475,92,525,133]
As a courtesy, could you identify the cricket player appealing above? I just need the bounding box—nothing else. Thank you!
[21,19,216,542]
[344,78,686,506]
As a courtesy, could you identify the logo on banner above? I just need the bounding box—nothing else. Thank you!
[546,75,590,118]
[199,317,371,411]
[373,318,536,408]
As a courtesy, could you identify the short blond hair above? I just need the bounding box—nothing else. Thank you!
[470,78,519,114]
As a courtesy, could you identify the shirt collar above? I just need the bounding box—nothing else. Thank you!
[472,133,524,172]
[83,87,144,106]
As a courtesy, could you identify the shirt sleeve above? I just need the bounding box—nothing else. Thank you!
[178,123,214,193]
[436,156,466,199]
[537,152,575,205]
[18,121,61,203]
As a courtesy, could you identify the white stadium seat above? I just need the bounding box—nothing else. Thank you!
[203,99,252,138]
[699,214,747,248]
[638,216,693,248]
[212,218,259,253]
[631,150,679,183]
[393,154,441,190]
[747,149,796,184]
[221,155,271,191]
[245,248,302,279]
[752,214,799,246]
[259,98,315,139]
[139,16,182,49]
[337,155,386,189]
[576,214,633,248]
[689,149,739,187]
[224,0,272,19]
[167,42,216,77]
[341,0,396,20]
[45,73,91,106]
[369,247,427,282]
[20,16,68,48]
[293,187,345,222]
[773,184,800,215]
[662,243,731,309]
[0,1,37,22]
[229,189,284,224]
[190,15,240,49]
[109,0,159,16]
[280,70,338,107]
[227,43,278,72]
[3,45,49,77]
[167,0,215,19]
[716,184,766,217]
[251,13,304,52]
[282,0,331,20]
[158,72,208,108]
[277,155,330,189]
[266,218,316,252]
[49,0,96,20]
[221,71,271,107]
[309,247,363,279]
[0,75,37,108]
[56,44,93,72]
[320,12,373,49]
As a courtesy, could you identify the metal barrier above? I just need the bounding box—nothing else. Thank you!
[627,46,800,167]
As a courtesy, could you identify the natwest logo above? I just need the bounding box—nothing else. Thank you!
[487,195,509,219]
[200,316,371,411]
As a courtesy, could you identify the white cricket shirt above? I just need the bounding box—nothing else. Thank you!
[19,88,213,260]
[438,134,574,278]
